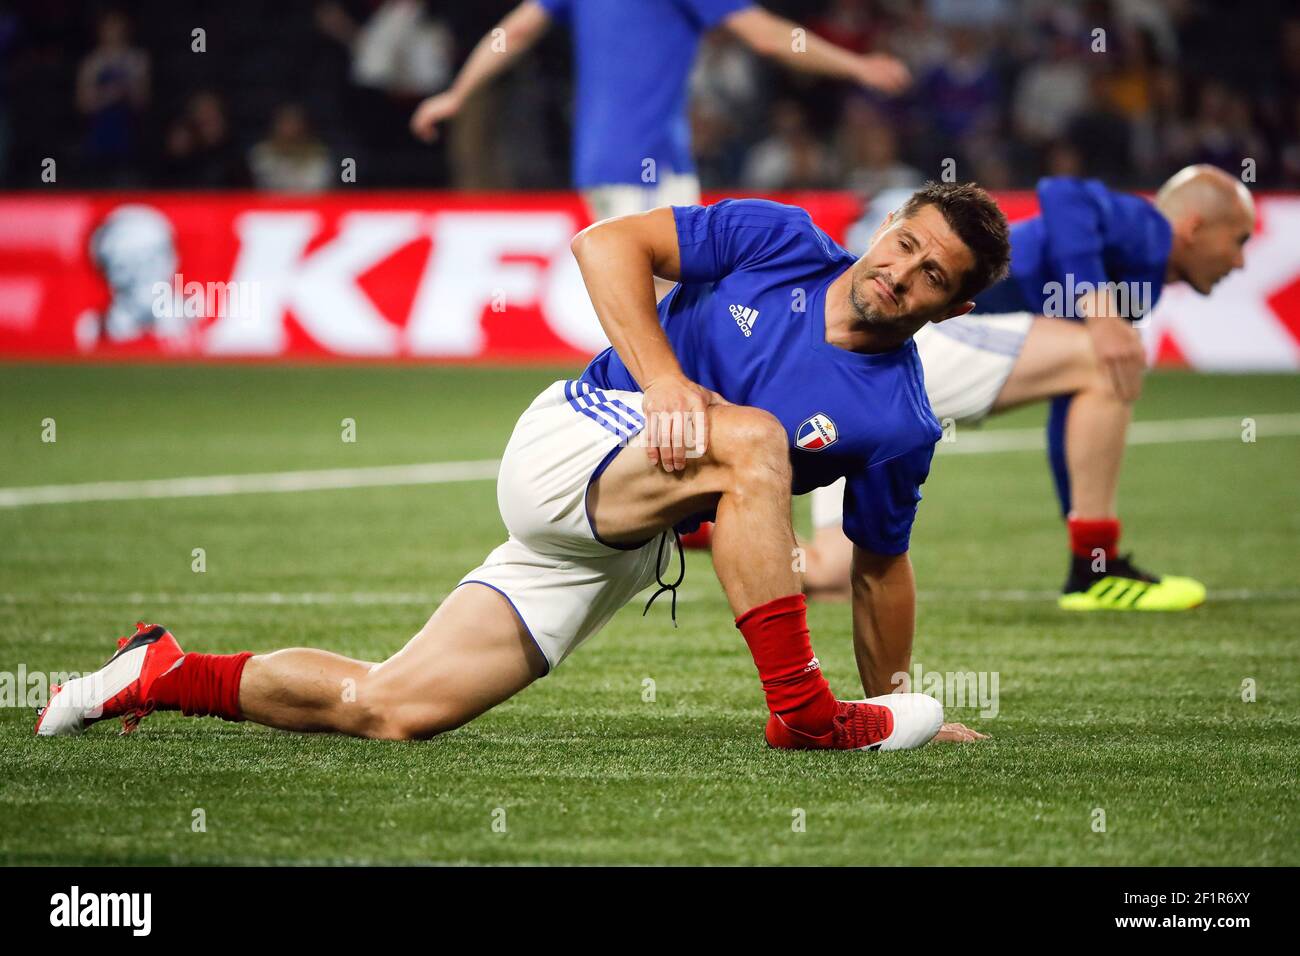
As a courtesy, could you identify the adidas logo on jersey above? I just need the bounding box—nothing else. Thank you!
[729,303,759,337]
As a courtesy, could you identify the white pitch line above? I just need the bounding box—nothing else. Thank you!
[936,412,1300,455]
[0,460,501,508]
[0,591,438,606]
[1,412,1297,508]
[3,588,1296,606]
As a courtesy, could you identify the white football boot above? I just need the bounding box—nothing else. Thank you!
[35,622,183,736]
[766,692,943,750]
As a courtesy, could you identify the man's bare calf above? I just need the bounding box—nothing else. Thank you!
[237,582,546,740]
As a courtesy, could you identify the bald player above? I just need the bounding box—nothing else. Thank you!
[801,165,1256,610]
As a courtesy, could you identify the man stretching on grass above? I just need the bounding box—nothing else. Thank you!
[37,183,1009,750]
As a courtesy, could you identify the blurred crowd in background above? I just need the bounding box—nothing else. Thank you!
[1,0,1296,195]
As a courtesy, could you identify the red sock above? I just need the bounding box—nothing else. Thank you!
[148,652,253,721]
[735,594,836,735]
[1068,516,1121,561]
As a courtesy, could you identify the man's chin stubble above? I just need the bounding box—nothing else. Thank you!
[849,282,890,328]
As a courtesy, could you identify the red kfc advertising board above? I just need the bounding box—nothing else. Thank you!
[0,190,1297,368]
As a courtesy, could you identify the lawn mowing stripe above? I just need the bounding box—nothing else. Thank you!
[4,588,1296,605]
[2,412,1297,508]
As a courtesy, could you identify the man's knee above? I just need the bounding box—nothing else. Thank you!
[364,712,456,742]
[352,674,462,741]
[359,705,460,742]
[1072,336,1138,406]
[1076,342,1104,388]
[711,407,790,479]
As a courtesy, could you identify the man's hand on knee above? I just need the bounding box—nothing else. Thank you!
[1084,309,1146,403]
[641,374,730,473]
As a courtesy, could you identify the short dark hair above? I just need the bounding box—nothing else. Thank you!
[895,182,1010,304]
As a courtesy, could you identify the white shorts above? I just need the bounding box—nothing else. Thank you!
[582,171,702,221]
[915,312,1033,424]
[458,380,676,672]
[811,312,1033,529]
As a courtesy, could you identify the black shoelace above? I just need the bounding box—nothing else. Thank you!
[642,529,685,627]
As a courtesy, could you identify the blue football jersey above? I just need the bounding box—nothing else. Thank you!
[974,177,1172,318]
[537,0,752,188]
[580,199,941,555]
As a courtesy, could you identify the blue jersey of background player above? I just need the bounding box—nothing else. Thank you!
[411,0,910,229]
[536,0,752,191]
[583,198,950,556]
[975,177,1173,320]
[973,177,1173,517]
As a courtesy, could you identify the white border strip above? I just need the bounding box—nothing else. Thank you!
[1,588,1294,606]
[1,413,1297,508]
[937,412,1300,455]
[0,460,501,508]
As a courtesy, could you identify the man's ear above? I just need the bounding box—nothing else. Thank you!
[869,210,896,247]
[1175,212,1203,242]
[934,300,976,323]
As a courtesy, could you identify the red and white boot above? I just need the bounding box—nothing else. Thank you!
[766,693,943,751]
[35,622,183,736]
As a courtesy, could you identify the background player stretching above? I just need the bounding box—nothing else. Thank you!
[801,166,1256,610]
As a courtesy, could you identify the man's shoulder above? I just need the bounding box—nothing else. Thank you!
[1035,175,1106,201]
[696,198,848,263]
[891,346,942,459]
[833,349,941,469]
[1036,176,1160,224]
[699,198,816,235]
[708,197,812,222]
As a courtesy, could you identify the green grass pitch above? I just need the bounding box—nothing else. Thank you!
[1,364,1297,865]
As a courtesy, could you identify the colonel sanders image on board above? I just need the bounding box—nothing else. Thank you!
[76,204,194,351]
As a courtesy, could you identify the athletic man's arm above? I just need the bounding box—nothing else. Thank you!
[850,546,916,698]
[851,547,987,742]
[1037,177,1146,402]
[569,208,725,472]
[723,6,910,94]
[410,1,552,142]
[1078,287,1146,402]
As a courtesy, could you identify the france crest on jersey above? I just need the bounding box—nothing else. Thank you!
[796,414,838,451]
